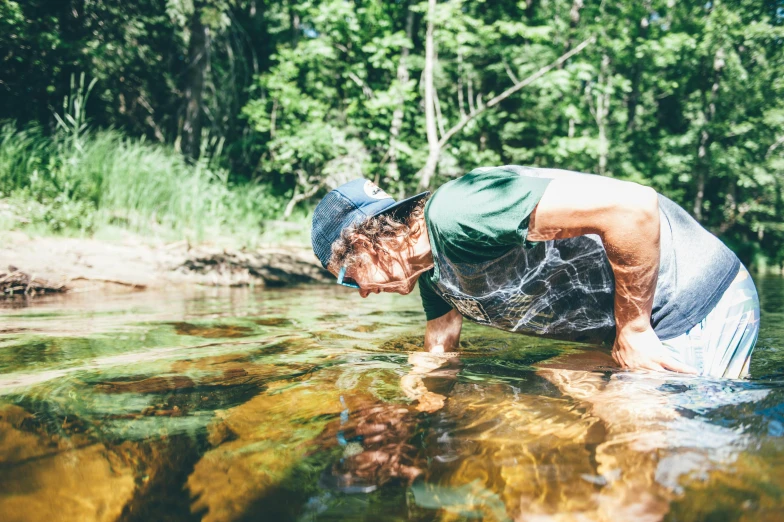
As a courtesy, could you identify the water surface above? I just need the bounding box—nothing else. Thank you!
[1,279,783,521]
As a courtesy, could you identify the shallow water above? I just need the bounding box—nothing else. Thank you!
[1,278,783,522]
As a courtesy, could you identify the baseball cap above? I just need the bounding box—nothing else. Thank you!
[311,178,429,269]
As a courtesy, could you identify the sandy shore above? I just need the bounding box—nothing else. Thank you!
[1,231,330,296]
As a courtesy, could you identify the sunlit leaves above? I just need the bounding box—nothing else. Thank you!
[4,0,784,263]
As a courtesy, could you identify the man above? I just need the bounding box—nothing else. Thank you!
[310,165,760,378]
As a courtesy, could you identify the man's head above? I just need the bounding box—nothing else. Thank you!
[311,179,431,297]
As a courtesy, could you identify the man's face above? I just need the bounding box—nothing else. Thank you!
[331,245,421,298]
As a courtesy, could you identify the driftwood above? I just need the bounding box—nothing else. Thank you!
[1,237,330,297]
[69,276,147,290]
[178,248,331,287]
[0,266,67,297]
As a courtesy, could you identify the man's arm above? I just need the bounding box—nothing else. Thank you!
[527,176,696,373]
[424,309,463,353]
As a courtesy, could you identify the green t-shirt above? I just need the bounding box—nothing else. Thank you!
[419,167,552,321]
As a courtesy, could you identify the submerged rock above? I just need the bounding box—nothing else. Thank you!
[0,444,136,522]
[187,381,346,522]
[0,404,135,522]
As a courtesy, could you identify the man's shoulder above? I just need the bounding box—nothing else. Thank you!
[428,166,518,210]
[426,171,484,229]
[428,165,549,213]
[425,166,532,241]
[432,165,559,195]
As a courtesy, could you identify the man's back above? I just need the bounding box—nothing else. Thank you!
[418,166,740,344]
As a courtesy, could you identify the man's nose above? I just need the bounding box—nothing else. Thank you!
[359,288,370,298]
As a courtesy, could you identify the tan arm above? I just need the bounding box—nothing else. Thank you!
[528,176,695,373]
[424,308,463,353]
[528,176,660,334]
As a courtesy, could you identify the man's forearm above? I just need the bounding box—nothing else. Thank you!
[527,178,691,371]
[600,188,661,333]
[424,309,463,353]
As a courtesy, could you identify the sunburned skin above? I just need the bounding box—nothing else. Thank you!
[329,259,433,297]
[328,220,435,298]
[330,174,698,374]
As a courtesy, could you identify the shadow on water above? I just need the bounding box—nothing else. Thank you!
[0,282,783,521]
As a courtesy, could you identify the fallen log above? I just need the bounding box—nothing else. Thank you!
[0,266,67,297]
[178,248,331,286]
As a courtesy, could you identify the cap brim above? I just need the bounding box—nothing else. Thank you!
[370,191,430,218]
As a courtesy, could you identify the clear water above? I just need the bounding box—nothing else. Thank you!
[1,278,783,522]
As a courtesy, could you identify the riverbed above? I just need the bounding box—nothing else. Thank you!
[1,279,783,521]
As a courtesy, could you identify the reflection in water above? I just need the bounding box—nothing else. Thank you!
[0,283,782,521]
[317,400,422,493]
[390,349,775,521]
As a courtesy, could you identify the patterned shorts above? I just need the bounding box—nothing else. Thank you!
[661,264,760,379]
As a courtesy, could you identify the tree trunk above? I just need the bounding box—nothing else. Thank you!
[597,54,611,176]
[418,0,440,190]
[693,48,724,221]
[693,131,708,221]
[56,0,86,124]
[456,47,466,118]
[626,1,651,132]
[560,0,583,68]
[289,1,300,46]
[386,4,414,197]
[60,0,85,73]
[182,6,208,160]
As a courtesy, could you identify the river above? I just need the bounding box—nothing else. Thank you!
[1,278,783,521]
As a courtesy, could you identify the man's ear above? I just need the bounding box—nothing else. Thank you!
[408,214,426,240]
[352,234,377,255]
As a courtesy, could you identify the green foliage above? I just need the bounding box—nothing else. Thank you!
[0,121,280,243]
[2,0,784,263]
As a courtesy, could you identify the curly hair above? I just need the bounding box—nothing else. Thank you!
[328,198,428,272]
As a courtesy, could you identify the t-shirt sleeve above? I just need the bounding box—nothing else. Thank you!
[429,168,552,263]
[418,275,452,321]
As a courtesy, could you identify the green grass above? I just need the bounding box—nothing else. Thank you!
[0,121,295,246]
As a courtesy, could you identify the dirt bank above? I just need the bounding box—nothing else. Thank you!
[1,232,330,297]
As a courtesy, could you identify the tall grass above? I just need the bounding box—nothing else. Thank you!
[0,121,283,245]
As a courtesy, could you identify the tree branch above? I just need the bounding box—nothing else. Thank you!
[767,135,784,159]
[283,170,322,218]
[418,0,440,189]
[502,57,519,84]
[348,71,374,98]
[434,84,446,138]
[437,37,594,149]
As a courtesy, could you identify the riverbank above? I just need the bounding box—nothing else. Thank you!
[1,231,329,297]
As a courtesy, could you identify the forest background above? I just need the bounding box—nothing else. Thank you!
[1,0,784,270]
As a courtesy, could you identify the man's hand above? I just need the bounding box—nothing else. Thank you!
[613,325,697,374]
[400,352,460,413]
